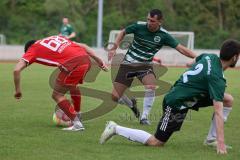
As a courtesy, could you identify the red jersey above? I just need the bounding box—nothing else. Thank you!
[22,36,89,68]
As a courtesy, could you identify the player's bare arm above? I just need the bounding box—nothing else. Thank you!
[186,58,196,67]
[13,59,27,99]
[175,44,197,59]
[67,32,76,39]
[213,100,227,154]
[75,42,108,71]
[108,29,126,61]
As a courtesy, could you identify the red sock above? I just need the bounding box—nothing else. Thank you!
[70,88,81,113]
[57,100,76,121]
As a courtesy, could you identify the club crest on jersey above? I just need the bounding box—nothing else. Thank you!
[154,36,161,42]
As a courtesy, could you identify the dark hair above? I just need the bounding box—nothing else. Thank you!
[24,40,36,52]
[220,39,240,61]
[149,9,163,20]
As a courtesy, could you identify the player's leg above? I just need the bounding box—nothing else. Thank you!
[145,136,165,146]
[52,84,84,131]
[100,102,186,146]
[67,62,90,119]
[206,93,233,145]
[112,82,128,102]
[70,86,81,118]
[113,64,140,118]
[52,83,74,119]
[112,82,139,117]
[139,73,157,125]
[100,120,164,146]
[52,63,90,131]
[222,93,233,121]
[153,103,188,145]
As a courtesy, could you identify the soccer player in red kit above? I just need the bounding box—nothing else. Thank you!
[13,36,108,131]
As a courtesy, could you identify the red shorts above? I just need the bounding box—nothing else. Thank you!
[57,63,91,86]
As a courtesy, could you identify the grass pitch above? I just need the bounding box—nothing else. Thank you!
[0,63,239,160]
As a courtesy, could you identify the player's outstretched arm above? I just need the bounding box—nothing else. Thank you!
[213,100,227,155]
[175,44,197,59]
[108,29,126,61]
[76,42,108,71]
[13,59,27,99]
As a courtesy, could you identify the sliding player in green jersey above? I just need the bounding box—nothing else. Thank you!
[101,39,240,155]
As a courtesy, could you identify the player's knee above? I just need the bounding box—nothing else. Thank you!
[111,94,119,102]
[52,92,57,101]
[223,94,234,107]
[145,136,165,147]
[52,92,63,102]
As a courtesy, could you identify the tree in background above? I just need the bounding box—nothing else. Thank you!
[0,0,240,49]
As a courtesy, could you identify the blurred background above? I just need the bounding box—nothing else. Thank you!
[1,0,240,48]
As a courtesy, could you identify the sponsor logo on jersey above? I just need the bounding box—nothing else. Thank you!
[154,36,161,42]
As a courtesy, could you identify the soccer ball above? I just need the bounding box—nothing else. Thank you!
[52,106,72,126]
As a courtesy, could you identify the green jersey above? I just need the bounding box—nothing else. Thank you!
[60,24,74,37]
[164,54,226,110]
[124,21,179,63]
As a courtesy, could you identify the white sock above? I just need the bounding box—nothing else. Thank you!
[141,89,155,120]
[118,95,133,108]
[206,107,232,140]
[223,107,232,122]
[116,125,152,144]
[73,119,83,127]
[206,113,216,140]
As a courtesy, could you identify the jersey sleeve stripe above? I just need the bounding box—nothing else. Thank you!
[21,58,30,65]
[36,58,59,66]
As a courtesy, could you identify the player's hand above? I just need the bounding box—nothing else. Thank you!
[186,58,196,68]
[152,57,162,64]
[14,91,22,99]
[100,62,109,72]
[108,50,116,62]
[217,142,227,155]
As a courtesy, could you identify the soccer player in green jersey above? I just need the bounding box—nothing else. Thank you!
[59,17,76,39]
[100,39,240,155]
[108,9,196,124]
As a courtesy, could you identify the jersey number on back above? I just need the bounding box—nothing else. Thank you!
[40,36,68,52]
[183,64,203,83]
